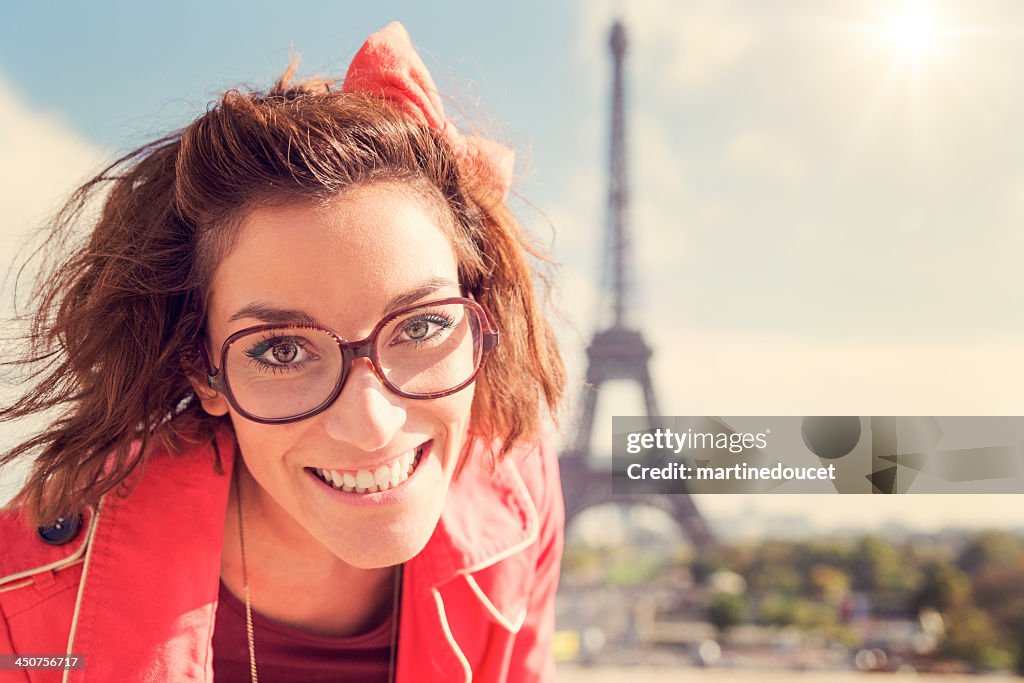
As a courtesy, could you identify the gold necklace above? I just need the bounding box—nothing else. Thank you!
[233,469,402,683]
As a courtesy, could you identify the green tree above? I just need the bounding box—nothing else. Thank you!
[912,562,970,614]
[849,535,921,612]
[809,563,850,602]
[957,531,1024,576]
[690,553,728,585]
[707,592,746,635]
[758,593,797,627]
[944,607,1013,671]
[971,559,1024,624]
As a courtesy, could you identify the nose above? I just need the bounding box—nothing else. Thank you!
[319,358,407,451]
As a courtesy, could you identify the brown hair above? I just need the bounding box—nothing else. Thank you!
[0,66,564,526]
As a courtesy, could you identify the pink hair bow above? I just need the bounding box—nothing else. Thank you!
[343,22,515,200]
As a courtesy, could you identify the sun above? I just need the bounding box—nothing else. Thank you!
[880,1,944,63]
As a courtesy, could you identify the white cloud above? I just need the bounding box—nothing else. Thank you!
[641,6,757,91]
[574,0,758,92]
[0,71,106,265]
[631,109,693,203]
[647,330,1024,415]
[725,128,808,190]
[1001,172,1024,221]
[0,71,106,506]
[630,110,693,277]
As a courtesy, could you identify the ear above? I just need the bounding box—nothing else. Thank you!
[181,339,230,418]
[188,374,230,417]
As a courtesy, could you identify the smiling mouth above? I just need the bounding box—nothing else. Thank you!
[309,443,427,494]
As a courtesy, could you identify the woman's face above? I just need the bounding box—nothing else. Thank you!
[199,182,474,569]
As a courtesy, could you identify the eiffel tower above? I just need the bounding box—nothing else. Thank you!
[560,20,714,550]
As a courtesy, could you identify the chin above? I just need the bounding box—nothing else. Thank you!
[324,509,443,569]
[312,461,453,569]
[339,541,429,570]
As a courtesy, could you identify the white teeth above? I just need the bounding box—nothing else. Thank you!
[356,469,376,490]
[374,465,391,490]
[315,446,423,493]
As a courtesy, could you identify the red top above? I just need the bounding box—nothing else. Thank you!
[212,580,393,682]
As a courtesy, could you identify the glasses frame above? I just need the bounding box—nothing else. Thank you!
[199,296,499,425]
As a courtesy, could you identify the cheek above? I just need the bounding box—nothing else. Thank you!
[227,413,302,470]
[437,387,476,432]
[417,389,476,463]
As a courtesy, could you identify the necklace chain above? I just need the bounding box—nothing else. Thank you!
[235,470,259,683]
[233,468,401,683]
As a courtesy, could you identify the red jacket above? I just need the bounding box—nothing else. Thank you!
[0,428,564,682]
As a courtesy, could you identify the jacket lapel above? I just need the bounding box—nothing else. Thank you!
[66,431,235,682]
[398,439,540,682]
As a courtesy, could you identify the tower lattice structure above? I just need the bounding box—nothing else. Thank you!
[560,21,714,550]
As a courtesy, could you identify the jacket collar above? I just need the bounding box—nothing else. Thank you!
[65,429,237,681]
[413,436,539,585]
[408,437,540,635]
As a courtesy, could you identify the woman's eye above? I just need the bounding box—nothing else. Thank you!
[244,336,316,370]
[393,314,455,346]
[404,320,430,340]
[271,342,299,363]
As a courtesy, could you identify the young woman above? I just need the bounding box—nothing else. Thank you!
[0,22,564,683]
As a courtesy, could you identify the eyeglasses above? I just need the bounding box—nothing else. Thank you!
[201,297,499,424]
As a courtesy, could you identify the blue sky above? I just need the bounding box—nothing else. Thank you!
[0,1,577,199]
[3,0,1024,531]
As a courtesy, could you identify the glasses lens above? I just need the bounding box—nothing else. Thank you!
[224,326,344,420]
[376,302,483,397]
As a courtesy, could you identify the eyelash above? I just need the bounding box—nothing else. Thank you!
[235,309,457,373]
[393,311,457,347]
[243,335,313,373]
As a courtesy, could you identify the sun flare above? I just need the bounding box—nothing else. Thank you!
[881,1,943,62]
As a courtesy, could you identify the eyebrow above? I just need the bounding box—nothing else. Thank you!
[384,277,460,313]
[227,304,318,325]
[226,277,461,325]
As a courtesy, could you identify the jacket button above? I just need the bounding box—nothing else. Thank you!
[37,513,83,546]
